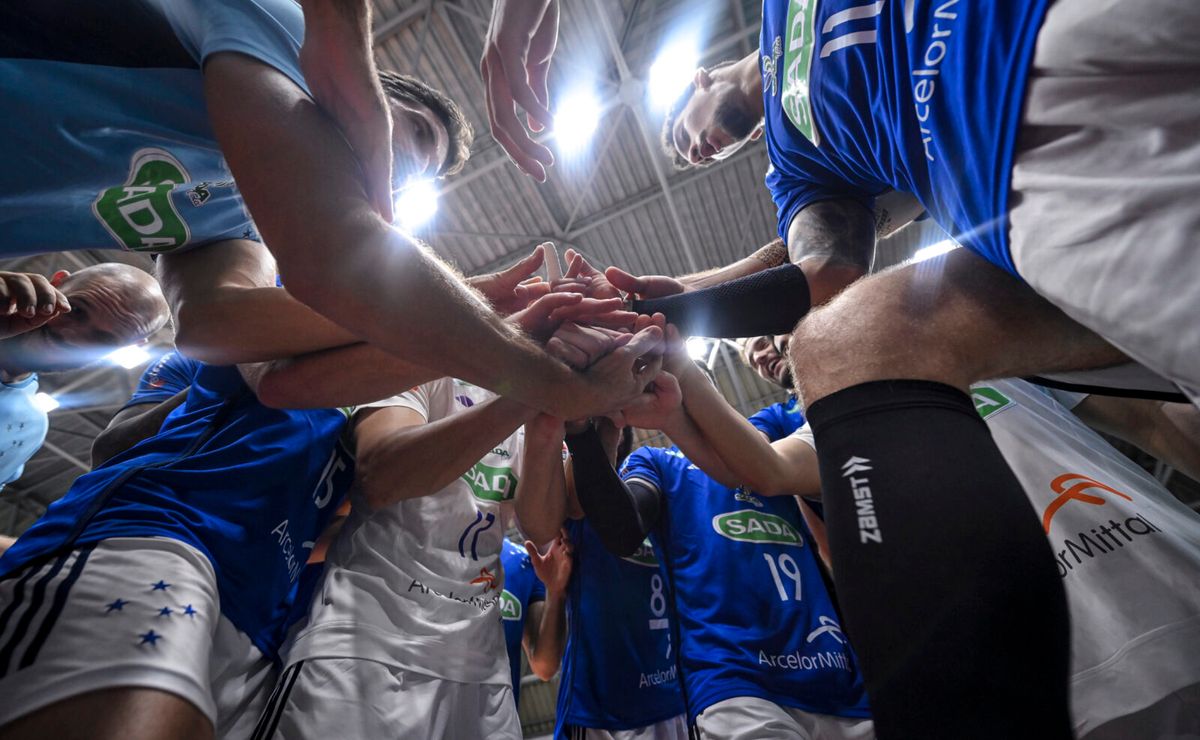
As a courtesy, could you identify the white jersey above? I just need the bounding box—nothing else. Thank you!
[284,378,524,686]
[789,380,1200,734]
[975,379,1200,734]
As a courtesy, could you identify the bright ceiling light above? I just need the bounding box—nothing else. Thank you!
[107,344,152,369]
[32,392,60,413]
[648,39,700,109]
[686,336,709,361]
[395,179,439,232]
[912,239,959,263]
[554,90,602,154]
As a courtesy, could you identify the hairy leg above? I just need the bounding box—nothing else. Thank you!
[1,687,212,740]
[791,247,1125,404]
[787,249,1117,739]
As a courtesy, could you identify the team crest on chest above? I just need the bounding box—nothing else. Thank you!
[762,36,783,97]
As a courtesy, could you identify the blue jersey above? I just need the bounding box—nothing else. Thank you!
[499,538,545,707]
[761,0,1049,277]
[0,358,355,659]
[555,518,685,736]
[748,397,805,441]
[0,0,310,257]
[622,446,868,723]
[124,351,203,408]
[0,374,49,492]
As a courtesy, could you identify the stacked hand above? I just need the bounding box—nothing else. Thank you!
[525,531,573,596]
[0,271,71,340]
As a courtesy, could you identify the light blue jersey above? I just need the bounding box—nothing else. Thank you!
[622,445,869,723]
[555,518,685,736]
[0,356,354,660]
[0,375,49,493]
[0,0,309,257]
[499,538,545,707]
[761,0,1050,277]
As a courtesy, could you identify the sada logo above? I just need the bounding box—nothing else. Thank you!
[711,511,803,547]
[499,589,521,620]
[93,148,191,252]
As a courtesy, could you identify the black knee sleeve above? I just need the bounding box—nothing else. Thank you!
[806,380,1071,739]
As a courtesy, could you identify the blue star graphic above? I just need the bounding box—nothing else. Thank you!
[182,604,198,618]
[139,630,161,646]
[151,580,171,591]
[105,598,128,613]
[158,606,173,617]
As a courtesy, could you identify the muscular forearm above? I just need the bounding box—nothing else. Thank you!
[527,593,567,680]
[676,366,818,496]
[657,405,742,489]
[257,343,440,409]
[515,418,569,545]
[173,285,360,364]
[358,396,537,509]
[787,199,875,306]
[677,239,789,291]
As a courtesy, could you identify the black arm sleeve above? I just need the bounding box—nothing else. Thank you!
[566,426,661,557]
[631,263,811,338]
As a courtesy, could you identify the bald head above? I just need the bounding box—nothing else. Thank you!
[58,263,170,338]
[0,263,169,374]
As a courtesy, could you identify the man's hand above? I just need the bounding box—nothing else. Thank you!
[562,249,622,300]
[573,325,665,419]
[480,0,558,181]
[509,294,628,344]
[605,265,687,300]
[0,271,70,340]
[619,372,684,431]
[300,0,395,223]
[546,323,628,369]
[526,533,573,596]
[469,245,552,315]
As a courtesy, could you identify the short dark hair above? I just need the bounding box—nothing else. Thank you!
[379,70,474,177]
[660,60,736,170]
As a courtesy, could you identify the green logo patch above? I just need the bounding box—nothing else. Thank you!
[971,386,1014,420]
[712,511,804,547]
[780,0,821,145]
[93,148,191,253]
[499,589,521,621]
[462,462,517,502]
[621,539,659,568]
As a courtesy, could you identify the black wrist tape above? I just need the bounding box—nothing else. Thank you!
[565,426,660,556]
[631,264,811,338]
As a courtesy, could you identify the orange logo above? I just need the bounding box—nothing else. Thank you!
[1043,473,1132,533]
[469,567,498,591]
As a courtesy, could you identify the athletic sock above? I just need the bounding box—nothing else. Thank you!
[806,379,1071,740]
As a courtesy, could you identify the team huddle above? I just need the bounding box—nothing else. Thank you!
[1,0,1199,738]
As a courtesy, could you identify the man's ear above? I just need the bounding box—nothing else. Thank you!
[694,67,713,90]
[750,125,764,141]
[49,270,71,287]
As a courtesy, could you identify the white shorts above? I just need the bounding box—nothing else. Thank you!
[694,697,873,740]
[0,537,273,738]
[566,714,690,740]
[1009,0,1200,402]
[255,656,521,740]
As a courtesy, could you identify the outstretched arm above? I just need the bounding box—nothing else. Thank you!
[158,239,361,364]
[522,536,571,680]
[514,415,570,546]
[201,52,656,420]
[352,396,536,511]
